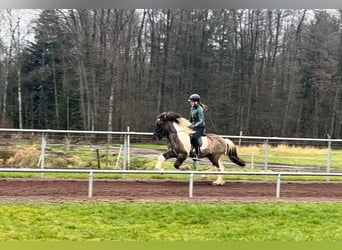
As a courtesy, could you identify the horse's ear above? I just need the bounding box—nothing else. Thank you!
[166,111,180,122]
[157,112,166,122]
[157,112,165,120]
[162,112,168,121]
[158,111,178,122]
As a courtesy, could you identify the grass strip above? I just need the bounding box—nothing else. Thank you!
[1,203,342,241]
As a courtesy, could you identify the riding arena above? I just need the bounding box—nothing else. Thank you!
[1,117,342,204]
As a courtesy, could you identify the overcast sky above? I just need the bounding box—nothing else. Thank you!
[0,9,40,47]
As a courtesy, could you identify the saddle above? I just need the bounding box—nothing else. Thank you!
[189,136,208,158]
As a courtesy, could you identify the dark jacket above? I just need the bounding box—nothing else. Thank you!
[189,105,205,129]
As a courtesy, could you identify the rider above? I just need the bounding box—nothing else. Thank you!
[188,93,208,159]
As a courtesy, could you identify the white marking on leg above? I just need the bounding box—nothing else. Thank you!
[214,159,225,186]
[156,154,166,170]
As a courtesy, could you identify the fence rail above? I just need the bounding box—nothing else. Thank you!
[1,128,341,173]
[0,128,342,194]
[1,128,342,199]
[1,168,342,198]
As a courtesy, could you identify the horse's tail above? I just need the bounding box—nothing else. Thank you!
[225,139,246,167]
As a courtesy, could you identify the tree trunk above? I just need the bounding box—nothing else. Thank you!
[281,10,306,136]
[52,51,59,128]
[1,54,11,126]
[107,80,116,143]
[17,65,23,129]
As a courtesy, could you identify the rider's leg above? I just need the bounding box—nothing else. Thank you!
[194,128,204,158]
[195,139,202,158]
[190,136,196,157]
[191,130,203,159]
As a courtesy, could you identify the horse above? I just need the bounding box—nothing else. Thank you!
[152,111,246,185]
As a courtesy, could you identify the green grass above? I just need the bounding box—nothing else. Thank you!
[1,203,342,241]
[132,143,342,171]
[238,144,342,169]
[4,141,342,170]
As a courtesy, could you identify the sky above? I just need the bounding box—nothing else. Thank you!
[1,0,342,9]
[0,9,40,47]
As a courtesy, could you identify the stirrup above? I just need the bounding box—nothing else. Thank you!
[192,156,201,161]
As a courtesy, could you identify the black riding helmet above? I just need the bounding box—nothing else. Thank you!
[188,93,200,102]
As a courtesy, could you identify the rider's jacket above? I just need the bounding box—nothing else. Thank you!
[189,105,205,129]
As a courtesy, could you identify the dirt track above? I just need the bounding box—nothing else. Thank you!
[1,178,342,204]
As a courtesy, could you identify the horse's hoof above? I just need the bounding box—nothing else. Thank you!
[200,175,209,180]
[156,168,165,174]
[213,180,225,186]
[209,166,218,171]
[179,165,191,171]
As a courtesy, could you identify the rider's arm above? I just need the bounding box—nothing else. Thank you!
[191,107,204,128]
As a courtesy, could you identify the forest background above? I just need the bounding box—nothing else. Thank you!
[0,9,341,139]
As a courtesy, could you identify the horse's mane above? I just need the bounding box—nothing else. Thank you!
[157,111,194,135]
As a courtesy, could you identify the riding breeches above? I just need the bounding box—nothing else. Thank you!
[191,127,205,148]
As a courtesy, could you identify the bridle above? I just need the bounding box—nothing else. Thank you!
[154,118,168,140]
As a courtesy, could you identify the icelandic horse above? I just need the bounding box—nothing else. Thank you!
[153,111,245,185]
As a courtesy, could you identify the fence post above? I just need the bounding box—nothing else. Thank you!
[276,174,281,198]
[264,139,269,171]
[88,171,94,198]
[263,139,269,181]
[40,132,46,178]
[123,134,127,171]
[122,127,131,171]
[189,172,194,198]
[327,134,332,182]
[127,126,130,169]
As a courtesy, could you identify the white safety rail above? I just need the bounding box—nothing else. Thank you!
[1,128,342,173]
[1,168,342,199]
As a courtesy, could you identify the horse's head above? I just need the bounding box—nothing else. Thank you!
[152,112,193,140]
[152,112,172,140]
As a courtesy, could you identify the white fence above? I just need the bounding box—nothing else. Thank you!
[1,167,342,198]
[1,128,342,199]
[1,128,341,172]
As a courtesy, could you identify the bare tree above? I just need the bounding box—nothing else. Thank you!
[281,10,307,136]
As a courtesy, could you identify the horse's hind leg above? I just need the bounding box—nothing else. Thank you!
[208,155,225,185]
[214,159,225,185]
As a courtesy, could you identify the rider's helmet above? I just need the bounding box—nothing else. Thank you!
[188,93,200,102]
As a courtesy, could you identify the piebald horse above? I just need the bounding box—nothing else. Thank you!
[153,111,246,185]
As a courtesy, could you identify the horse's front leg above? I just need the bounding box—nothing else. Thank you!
[155,150,176,171]
[174,153,188,170]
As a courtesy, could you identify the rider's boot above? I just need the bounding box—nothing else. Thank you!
[196,146,200,157]
[189,147,196,158]
[192,146,201,161]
